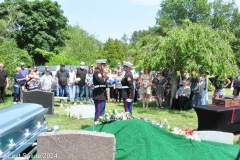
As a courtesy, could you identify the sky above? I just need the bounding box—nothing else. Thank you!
[0,0,240,42]
[55,0,161,42]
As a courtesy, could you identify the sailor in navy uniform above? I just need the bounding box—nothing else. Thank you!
[121,61,134,114]
[92,59,107,122]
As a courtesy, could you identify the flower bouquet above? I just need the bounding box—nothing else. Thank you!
[172,127,201,141]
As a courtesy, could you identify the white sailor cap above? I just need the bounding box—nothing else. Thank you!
[123,61,133,67]
[96,59,107,64]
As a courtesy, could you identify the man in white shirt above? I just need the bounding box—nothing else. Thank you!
[41,70,53,91]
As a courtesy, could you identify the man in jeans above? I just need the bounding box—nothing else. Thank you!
[74,62,87,105]
[55,63,70,104]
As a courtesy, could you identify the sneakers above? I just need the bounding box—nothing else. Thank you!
[13,102,17,104]
[74,102,76,105]
[80,102,83,105]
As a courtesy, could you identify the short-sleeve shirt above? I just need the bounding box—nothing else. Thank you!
[56,69,69,85]
[0,70,8,87]
[41,74,53,90]
[20,68,28,77]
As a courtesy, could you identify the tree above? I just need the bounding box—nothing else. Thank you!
[132,21,238,105]
[0,0,68,64]
[155,0,240,66]
[47,24,100,66]
[0,39,33,77]
[156,0,211,27]
[103,38,124,68]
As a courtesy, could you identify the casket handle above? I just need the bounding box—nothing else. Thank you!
[8,139,16,150]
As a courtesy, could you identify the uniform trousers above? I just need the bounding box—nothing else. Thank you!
[94,100,106,121]
[123,98,133,114]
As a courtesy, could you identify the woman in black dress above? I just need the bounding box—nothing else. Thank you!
[152,71,168,108]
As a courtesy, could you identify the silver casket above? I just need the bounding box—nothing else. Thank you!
[0,103,48,160]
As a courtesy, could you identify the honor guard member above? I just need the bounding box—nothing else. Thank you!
[121,61,134,114]
[93,59,107,122]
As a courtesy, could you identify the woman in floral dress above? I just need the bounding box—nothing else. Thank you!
[139,68,152,108]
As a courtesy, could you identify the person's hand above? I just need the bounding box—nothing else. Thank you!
[57,84,60,88]
[175,95,178,99]
[68,82,70,86]
[182,94,185,96]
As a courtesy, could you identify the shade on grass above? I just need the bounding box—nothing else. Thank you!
[84,119,240,160]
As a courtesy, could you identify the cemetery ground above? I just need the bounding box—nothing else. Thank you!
[0,88,239,145]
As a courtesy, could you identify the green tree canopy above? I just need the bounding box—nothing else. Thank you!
[131,21,238,103]
[156,0,211,27]
[47,24,100,66]
[103,38,125,68]
[0,0,68,64]
[0,39,33,77]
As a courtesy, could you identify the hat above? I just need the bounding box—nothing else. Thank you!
[45,66,49,68]
[20,62,24,65]
[60,63,65,66]
[96,59,107,64]
[0,63,3,67]
[91,64,94,67]
[123,61,133,67]
[80,62,85,65]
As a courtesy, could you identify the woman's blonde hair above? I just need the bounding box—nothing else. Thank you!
[16,67,21,72]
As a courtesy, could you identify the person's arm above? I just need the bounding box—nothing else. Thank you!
[6,77,9,88]
[55,71,59,88]
[224,78,231,88]
[231,79,234,88]
[163,77,168,87]
[67,72,70,86]
[176,89,180,99]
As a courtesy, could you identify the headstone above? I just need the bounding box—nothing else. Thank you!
[37,131,115,160]
[195,131,234,144]
[70,105,95,118]
[23,90,54,114]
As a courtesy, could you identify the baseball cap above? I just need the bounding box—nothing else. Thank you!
[20,62,24,65]
[60,63,65,66]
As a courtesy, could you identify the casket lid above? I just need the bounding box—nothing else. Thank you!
[0,103,47,138]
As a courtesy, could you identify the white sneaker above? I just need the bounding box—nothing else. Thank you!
[13,102,17,104]
[74,102,76,105]
[80,102,83,105]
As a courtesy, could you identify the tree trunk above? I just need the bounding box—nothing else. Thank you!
[170,71,178,107]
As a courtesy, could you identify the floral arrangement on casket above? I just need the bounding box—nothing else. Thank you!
[96,109,201,141]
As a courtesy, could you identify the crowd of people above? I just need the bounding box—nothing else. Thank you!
[0,61,240,120]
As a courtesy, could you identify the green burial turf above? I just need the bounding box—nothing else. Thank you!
[84,119,240,160]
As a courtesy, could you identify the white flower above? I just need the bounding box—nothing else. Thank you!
[164,119,168,123]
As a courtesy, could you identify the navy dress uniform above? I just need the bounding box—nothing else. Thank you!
[92,59,107,121]
[121,61,134,114]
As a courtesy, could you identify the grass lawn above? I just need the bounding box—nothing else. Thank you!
[0,88,239,145]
